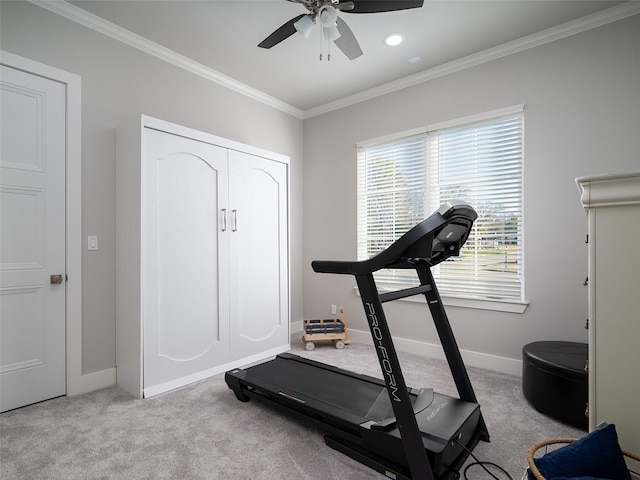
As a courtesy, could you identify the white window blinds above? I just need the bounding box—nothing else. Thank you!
[357,108,524,301]
[428,112,524,300]
[357,131,427,289]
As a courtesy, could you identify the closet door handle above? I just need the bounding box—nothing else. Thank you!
[232,209,238,232]
[221,208,227,232]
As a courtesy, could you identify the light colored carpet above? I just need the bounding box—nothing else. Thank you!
[0,338,584,479]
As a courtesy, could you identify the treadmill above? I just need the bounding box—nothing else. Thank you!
[226,200,490,480]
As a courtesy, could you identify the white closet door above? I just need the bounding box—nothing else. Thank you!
[141,128,229,394]
[228,150,289,360]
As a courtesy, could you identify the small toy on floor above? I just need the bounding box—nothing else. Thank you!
[302,306,350,351]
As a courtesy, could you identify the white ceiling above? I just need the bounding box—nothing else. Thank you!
[67,0,632,115]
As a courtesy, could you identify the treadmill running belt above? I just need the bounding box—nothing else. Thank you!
[245,354,401,422]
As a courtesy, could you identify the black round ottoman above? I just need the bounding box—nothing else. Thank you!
[522,341,588,429]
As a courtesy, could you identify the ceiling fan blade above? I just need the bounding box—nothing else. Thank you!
[334,17,363,60]
[336,1,355,11]
[258,14,306,49]
[347,0,424,14]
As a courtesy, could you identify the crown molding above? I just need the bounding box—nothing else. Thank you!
[28,0,305,119]
[28,0,640,121]
[303,1,640,119]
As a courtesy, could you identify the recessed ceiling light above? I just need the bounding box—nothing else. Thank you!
[384,34,405,47]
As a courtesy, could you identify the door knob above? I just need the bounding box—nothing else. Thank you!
[50,274,64,284]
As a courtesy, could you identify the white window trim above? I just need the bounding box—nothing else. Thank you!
[353,286,529,313]
[442,295,528,313]
[427,104,524,131]
[356,126,427,149]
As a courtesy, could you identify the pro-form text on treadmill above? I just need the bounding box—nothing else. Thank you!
[365,302,401,403]
[426,401,448,421]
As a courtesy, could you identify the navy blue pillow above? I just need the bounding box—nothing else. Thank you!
[529,424,630,480]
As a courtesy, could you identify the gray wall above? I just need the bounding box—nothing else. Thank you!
[303,14,640,367]
[3,0,638,379]
[1,1,304,376]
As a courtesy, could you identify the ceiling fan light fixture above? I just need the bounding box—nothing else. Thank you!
[324,25,342,42]
[384,33,405,46]
[318,5,338,28]
[294,14,315,39]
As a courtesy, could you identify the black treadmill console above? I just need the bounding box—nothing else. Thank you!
[312,200,477,275]
[401,200,477,266]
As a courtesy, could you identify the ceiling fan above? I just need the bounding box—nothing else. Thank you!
[258,0,424,60]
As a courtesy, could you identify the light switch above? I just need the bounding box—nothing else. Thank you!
[88,235,98,251]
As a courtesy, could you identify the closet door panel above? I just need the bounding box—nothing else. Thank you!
[228,150,289,360]
[142,128,230,391]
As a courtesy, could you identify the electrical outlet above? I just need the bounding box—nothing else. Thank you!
[331,304,337,315]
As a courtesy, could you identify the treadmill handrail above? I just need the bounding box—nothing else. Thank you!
[379,285,432,303]
[312,200,477,276]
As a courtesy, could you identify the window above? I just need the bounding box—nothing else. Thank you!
[357,106,524,306]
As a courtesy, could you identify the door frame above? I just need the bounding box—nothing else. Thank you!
[1,50,83,396]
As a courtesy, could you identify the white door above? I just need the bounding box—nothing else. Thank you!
[228,150,289,360]
[0,65,67,412]
[141,128,230,394]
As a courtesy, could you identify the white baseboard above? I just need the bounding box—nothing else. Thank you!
[292,321,522,376]
[349,329,522,376]
[142,343,290,398]
[67,368,117,396]
[68,343,292,398]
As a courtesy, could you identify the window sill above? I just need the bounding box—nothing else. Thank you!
[439,295,528,313]
[353,286,528,314]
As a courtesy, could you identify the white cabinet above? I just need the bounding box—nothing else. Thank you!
[577,172,640,456]
[116,115,289,398]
